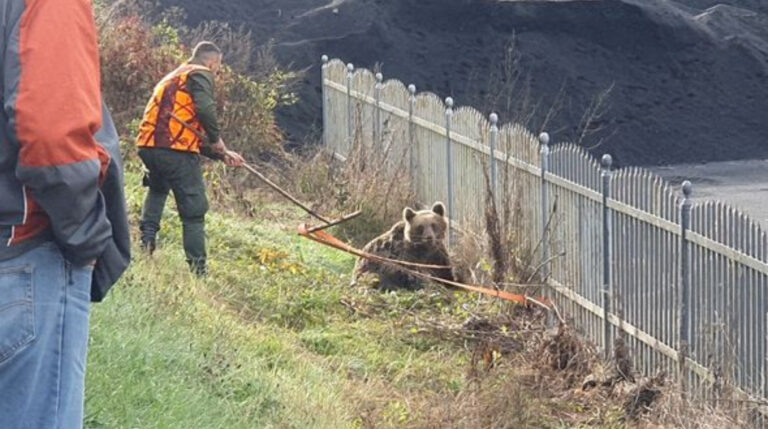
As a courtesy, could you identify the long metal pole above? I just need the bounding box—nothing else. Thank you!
[680,180,693,392]
[540,132,551,281]
[321,55,329,148]
[602,154,614,360]
[445,97,455,246]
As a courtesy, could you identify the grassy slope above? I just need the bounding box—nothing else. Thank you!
[84,168,622,428]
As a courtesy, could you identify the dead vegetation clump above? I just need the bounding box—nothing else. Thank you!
[405,306,627,427]
[415,372,553,429]
[541,324,594,375]
[287,124,416,246]
[637,387,757,429]
[623,370,666,423]
[442,310,755,428]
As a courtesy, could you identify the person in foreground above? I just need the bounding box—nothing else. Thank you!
[0,0,131,428]
[136,41,245,277]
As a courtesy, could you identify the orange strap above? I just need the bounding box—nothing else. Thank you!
[297,224,551,308]
[298,226,454,270]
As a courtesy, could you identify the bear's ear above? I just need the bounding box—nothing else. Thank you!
[431,202,446,217]
[403,207,416,223]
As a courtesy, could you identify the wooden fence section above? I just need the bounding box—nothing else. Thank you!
[320,56,768,409]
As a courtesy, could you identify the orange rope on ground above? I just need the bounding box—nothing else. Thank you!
[298,224,454,270]
[297,224,552,309]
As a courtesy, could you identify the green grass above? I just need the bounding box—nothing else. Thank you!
[84,169,467,428]
[83,168,625,428]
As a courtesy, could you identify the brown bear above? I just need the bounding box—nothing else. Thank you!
[352,201,458,290]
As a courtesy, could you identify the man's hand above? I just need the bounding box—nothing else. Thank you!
[210,139,227,155]
[208,138,244,166]
[224,150,245,167]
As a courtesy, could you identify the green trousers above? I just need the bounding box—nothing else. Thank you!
[138,148,209,275]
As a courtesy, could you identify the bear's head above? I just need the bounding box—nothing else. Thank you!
[403,202,447,246]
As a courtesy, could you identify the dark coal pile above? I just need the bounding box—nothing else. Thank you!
[160,0,768,166]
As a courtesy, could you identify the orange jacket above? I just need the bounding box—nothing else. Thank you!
[136,63,210,153]
[0,0,130,300]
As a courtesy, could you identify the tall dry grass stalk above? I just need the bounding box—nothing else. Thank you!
[288,107,416,245]
[480,153,507,286]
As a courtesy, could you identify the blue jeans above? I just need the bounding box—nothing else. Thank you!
[0,243,92,429]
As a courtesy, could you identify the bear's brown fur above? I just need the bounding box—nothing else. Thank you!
[352,202,458,290]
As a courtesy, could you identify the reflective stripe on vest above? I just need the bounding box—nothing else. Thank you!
[136,63,210,153]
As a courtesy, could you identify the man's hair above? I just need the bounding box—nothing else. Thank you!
[191,41,222,62]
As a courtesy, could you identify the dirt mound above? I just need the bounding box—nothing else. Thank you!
[162,0,768,166]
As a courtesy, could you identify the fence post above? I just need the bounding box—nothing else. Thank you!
[764,312,768,400]
[679,180,693,393]
[346,63,354,146]
[764,312,768,399]
[374,72,383,147]
[445,97,455,246]
[601,154,614,360]
[540,132,551,281]
[408,84,417,189]
[321,55,329,149]
[489,113,499,200]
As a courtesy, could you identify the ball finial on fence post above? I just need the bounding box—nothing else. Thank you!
[682,180,693,199]
[489,112,499,199]
[346,63,354,73]
[601,154,613,170]
[408,84,416,94]
[445,97,454,110]
[321,55,329,64]
[539,132,550,147]
[375,72,383,83]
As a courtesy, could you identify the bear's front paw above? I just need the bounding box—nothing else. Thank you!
[352,271,380,289]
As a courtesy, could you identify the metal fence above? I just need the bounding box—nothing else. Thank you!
[320,56,768,409]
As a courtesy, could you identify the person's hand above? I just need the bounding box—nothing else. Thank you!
[210,139,227,155]
[224,150,245,167]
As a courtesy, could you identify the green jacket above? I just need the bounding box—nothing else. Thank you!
[187,64,224,160]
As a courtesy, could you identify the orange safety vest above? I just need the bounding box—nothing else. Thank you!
[136,63,211,153]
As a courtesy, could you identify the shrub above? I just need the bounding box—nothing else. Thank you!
[98,14,182,137]
[96,0,297,159]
